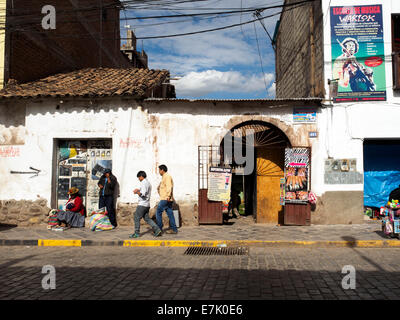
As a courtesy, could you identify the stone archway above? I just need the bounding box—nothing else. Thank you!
[211,115,296,147]
[219,119,292,224]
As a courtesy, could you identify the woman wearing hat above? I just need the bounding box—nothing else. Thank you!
[56,187,86,229]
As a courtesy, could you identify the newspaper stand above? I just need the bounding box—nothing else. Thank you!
[282,148,311,226]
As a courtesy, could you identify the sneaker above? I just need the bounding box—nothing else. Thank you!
[153,229,162,237]
[165,229,178,234]
[129,233,140,238]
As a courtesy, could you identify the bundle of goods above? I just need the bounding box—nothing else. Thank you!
[296,191,309,201]
[89,207,108,217]
[88,207,113,231]
[308,191,317,204]
[285,192,296,200]
[47,209,60,229]
[386,199,400,209]
[286,167,307,191]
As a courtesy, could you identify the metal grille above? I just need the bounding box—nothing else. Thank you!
[184,246,248,256]
[198,145,222,189]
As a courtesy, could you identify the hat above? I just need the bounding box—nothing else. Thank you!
[104,168,112,174]
[67,187,79,195]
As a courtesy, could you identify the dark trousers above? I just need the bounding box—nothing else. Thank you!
[156,200,177,232]
[134,206,160,234]
[99,195,117,227]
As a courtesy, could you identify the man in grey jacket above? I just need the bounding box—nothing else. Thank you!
[130,171,162,238]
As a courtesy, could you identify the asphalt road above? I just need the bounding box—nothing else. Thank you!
[0,246,399,300]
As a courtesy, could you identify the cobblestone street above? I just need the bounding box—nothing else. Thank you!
[0,246,399,300]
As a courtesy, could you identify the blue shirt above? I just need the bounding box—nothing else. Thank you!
[102,178,107,196]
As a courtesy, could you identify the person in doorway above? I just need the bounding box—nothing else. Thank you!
[229,187,241,219]
[98,168,118,228]
[55,187,86,229]
[130,171,162,238]
[156,164,178,234]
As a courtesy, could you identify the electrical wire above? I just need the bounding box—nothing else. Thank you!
[253,21,268,93]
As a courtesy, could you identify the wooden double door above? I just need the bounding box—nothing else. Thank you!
[255,147,285,224]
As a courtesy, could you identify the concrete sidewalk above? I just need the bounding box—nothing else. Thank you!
[0,220,399,247]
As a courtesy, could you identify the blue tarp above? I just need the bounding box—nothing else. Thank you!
[364,142,400,208]
[364,171,400,207]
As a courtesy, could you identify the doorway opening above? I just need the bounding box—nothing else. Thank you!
[363,139,400,218]
[52,139,113,214]
[220,120,291,224]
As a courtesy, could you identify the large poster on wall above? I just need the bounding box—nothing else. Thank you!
[330,4,386,102]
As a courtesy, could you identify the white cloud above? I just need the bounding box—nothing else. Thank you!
[267,82,276,97]
[172,69,274,97]
[124,0,282,97]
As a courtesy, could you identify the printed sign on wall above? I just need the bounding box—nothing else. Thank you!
[207,167,232,202]
[293,108,317,123]
[330,5,386,102]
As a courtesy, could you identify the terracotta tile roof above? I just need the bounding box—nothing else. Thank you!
[0,67,170,99]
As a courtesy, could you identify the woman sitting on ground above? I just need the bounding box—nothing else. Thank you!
[56,187,86,229]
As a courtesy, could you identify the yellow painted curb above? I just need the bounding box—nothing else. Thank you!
[38,239,82,247]
[122,240,400,248]
[386,240,400,247]
[30,239,400,248]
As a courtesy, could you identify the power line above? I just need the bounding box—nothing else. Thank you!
[3,2,311,41]
[0,0,315,36]
[253,21,268,93]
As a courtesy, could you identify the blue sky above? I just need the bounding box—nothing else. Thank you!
[121,0,283,99]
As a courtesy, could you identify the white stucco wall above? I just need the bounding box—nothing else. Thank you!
[306,1,400,196]
[0,98,319,209]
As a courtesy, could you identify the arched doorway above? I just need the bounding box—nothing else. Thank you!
[220,120,291,224]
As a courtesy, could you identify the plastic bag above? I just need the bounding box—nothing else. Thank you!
[308,192,317,204]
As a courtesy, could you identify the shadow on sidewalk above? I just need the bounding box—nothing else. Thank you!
[341,236,385,272]
[0,224,17,232]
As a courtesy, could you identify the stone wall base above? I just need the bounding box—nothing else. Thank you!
[0,199,199,228]
[116,201,199,227]
[0,199,50,227]
[311,191,365,225]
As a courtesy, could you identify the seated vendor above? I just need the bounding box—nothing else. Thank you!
[56,187,86,229]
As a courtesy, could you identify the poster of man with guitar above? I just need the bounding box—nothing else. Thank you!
[330,5,386,102]
[333,37,376,93]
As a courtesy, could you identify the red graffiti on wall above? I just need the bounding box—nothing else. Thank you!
[0,146,20,157]
[119,138,143,148]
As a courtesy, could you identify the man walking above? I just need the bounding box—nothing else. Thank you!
[156,164,178,234]
[98,168,118,228]
[130,171,162,238]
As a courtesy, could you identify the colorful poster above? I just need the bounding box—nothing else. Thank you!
[293,107,317,123]
[207,167,232,202]
[285,148,309,202]
[330,5,386,102]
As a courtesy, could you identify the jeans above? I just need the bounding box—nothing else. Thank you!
[99,195,117,227]
[134,206,160,234]
[156,200,177,232]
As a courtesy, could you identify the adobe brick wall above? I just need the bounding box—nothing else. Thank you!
[275,0,324,98]
[7,0,131,84]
